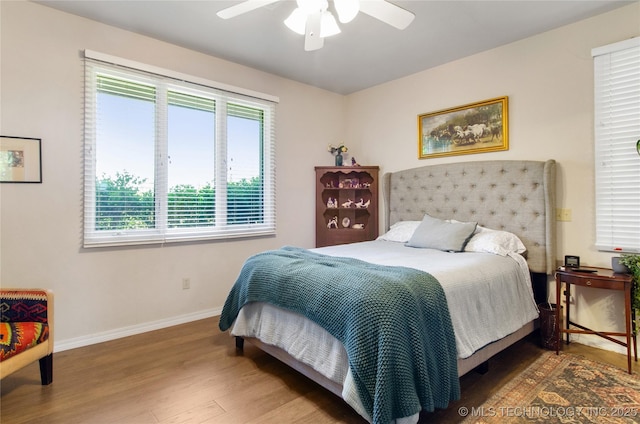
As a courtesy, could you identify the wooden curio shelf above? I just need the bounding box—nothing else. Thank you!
[315,166,379,248]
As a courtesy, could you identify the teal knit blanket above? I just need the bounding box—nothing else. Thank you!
[219,246,460,424]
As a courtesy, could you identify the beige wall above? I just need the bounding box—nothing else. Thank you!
[345,3,639,353]
[1,1,639,354]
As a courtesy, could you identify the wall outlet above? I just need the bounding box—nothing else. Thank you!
[556,208,572,222]
[182,277,191,290]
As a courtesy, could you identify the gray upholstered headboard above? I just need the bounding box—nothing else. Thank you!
[382,160,556,275]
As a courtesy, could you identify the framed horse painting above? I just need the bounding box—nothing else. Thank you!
[418,96,508,159]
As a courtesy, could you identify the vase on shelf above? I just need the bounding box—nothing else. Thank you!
[335,153,343,166]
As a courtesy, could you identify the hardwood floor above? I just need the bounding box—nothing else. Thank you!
[1,317,636,424]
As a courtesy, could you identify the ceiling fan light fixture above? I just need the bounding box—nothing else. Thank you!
[334,0,359,23]
[320,11,341,37]
[284,7,307,35]
[219,0,415,51]
[297,0,327,14]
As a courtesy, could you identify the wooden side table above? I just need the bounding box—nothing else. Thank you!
[555,266,637,374]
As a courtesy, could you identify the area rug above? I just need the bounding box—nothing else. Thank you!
[462,351,640,423]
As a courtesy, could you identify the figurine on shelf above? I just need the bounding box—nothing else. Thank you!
[351,157,360,166]
[362,182,371,188]
[342,217,351,228]
[352,223,365,229]
[326,197,337,208]
[327,216,338,229]
[341,199,353,208]
[355,198,370,208]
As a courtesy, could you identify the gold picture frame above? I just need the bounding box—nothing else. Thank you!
[418,96,508,159]
[0,136,42,183]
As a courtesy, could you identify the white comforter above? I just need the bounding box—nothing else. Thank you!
[315,240,539,358]
[230,240,539,422]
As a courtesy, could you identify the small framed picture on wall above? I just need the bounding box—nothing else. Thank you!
[0,136,42,183]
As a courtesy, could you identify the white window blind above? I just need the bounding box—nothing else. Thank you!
[83,51,278,247]
[593,37,640,253]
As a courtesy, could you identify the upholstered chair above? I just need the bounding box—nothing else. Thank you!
[0,289,54,385]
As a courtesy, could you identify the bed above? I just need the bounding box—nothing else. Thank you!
[219,159,556,424]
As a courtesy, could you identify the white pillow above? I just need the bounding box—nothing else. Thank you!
[377,221,421,243]
[464,225,527,256]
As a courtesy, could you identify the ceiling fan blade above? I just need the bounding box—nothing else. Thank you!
[305,12,324,51]
[216,0,281,19]
[358,0,415,30]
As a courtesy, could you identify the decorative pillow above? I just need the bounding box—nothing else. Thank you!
[377,221,421,243]
[464,226,527,256]
[405,214,477,252]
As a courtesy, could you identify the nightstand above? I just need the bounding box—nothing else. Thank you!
[555,267,637,373]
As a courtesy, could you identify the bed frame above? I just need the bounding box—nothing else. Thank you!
[236,159,557,397]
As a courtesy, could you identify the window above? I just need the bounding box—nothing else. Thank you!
[83,51,277,247]
[593,37,640,253]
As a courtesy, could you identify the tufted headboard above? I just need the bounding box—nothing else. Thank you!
[382,160,556,275]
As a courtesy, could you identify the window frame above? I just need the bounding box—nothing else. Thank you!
[83,51,278,248]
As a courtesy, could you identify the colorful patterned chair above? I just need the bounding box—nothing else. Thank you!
[0,289,54,385]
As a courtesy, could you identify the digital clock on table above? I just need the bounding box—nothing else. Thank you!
[564,255,580,268]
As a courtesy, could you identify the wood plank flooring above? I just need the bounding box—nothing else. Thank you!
[1,317,636,423]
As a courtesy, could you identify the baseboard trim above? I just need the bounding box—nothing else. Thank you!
[55,308,222,352]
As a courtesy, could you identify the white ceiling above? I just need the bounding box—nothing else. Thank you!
[36,0,633,94]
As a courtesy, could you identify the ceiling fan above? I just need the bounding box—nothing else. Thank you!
[216,0,415,51]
